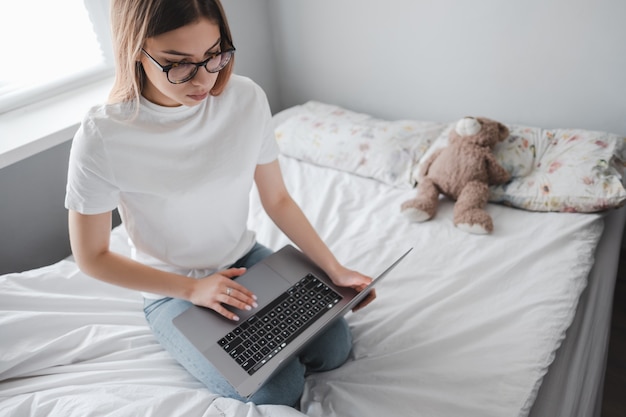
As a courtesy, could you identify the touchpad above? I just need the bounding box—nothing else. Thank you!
[232,263,291,309]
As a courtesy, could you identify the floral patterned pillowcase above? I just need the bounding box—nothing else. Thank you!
[491,126,626,212]
[418,124,626,212]
[274,101,447,189]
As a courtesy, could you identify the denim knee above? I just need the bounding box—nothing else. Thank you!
[144,296,306,406]
[300,317,352,372]
[249,357,306,406]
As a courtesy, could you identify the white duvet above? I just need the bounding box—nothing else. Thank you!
[0,154,603,417]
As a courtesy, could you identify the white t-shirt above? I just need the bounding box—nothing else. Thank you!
[65,75,279,284]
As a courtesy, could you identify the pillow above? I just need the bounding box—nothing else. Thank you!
[416,123,626,212]
[274,101,447,188]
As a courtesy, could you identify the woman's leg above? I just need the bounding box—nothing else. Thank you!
[144,295,307,405]
[300,317,352,373]
[143,242,307,405]
[144,243,353,404]
[144,297,244,398]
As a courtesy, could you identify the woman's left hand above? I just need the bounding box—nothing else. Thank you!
[330,267,377,312]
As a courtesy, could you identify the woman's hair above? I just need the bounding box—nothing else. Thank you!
[108,0,234,105]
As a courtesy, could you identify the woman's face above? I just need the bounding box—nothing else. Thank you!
[140,18,221,107]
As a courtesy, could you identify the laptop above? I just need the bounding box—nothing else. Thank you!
[172,244,412,398]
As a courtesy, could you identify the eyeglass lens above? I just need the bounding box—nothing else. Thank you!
[168,50,233,83]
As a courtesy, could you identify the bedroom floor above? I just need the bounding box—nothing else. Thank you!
[601,247,626,417]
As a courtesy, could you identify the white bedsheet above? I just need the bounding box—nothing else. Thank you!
[249,156,604,417]
[0,154,604,417]
[0,257,301,417]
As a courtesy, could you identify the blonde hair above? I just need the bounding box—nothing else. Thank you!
[108,0,234,105]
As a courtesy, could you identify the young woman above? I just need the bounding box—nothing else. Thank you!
[65,0,374,406]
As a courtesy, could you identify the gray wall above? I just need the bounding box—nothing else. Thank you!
[2,0,625,273]
[222,0,281,112]
[0,141,72,273]
[268,0,626,135]
[0,141,122,274]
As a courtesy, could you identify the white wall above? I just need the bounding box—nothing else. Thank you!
[267,0,626,135]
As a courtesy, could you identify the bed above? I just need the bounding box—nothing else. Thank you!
[1,101,625,417]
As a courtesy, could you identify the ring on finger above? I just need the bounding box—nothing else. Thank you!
[226,287,232,297]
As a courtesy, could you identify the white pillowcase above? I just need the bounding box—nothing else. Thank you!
[491,125,626,212]
[274,101,446,188]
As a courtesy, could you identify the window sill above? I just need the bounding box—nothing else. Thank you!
[0,77,114,170]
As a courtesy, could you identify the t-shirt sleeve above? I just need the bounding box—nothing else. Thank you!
[256,87,280,165]
[65,113,120,214]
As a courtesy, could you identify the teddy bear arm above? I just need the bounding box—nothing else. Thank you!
[419,148,443,179]
[485,154,511,184]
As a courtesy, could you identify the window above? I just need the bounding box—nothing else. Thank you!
[0,0,113,114]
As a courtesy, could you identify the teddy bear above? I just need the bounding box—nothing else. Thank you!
[400,116,511,234]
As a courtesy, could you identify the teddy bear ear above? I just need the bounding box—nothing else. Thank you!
[455,117,481,136]
[497,122,510,141]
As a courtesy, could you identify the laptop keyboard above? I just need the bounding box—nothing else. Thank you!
[218,273,343,375]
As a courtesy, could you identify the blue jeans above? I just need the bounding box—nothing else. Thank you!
[143,242,352,406]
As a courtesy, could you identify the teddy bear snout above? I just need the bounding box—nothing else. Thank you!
[455,117,482,137]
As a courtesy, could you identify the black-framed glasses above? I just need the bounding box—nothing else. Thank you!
[141,47,235,84]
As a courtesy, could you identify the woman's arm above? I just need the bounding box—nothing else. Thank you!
[68,210,256,320]
[254,160,375,309]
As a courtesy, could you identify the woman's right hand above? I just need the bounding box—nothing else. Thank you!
[188,268,258,321]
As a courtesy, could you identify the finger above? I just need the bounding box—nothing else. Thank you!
[219,268,257,301]
[225,281,257,304]
[221,267,247,278]
[351,275,373,290]
[221,288,258,311]
[352,289,377,312]
[212,303,240,321]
